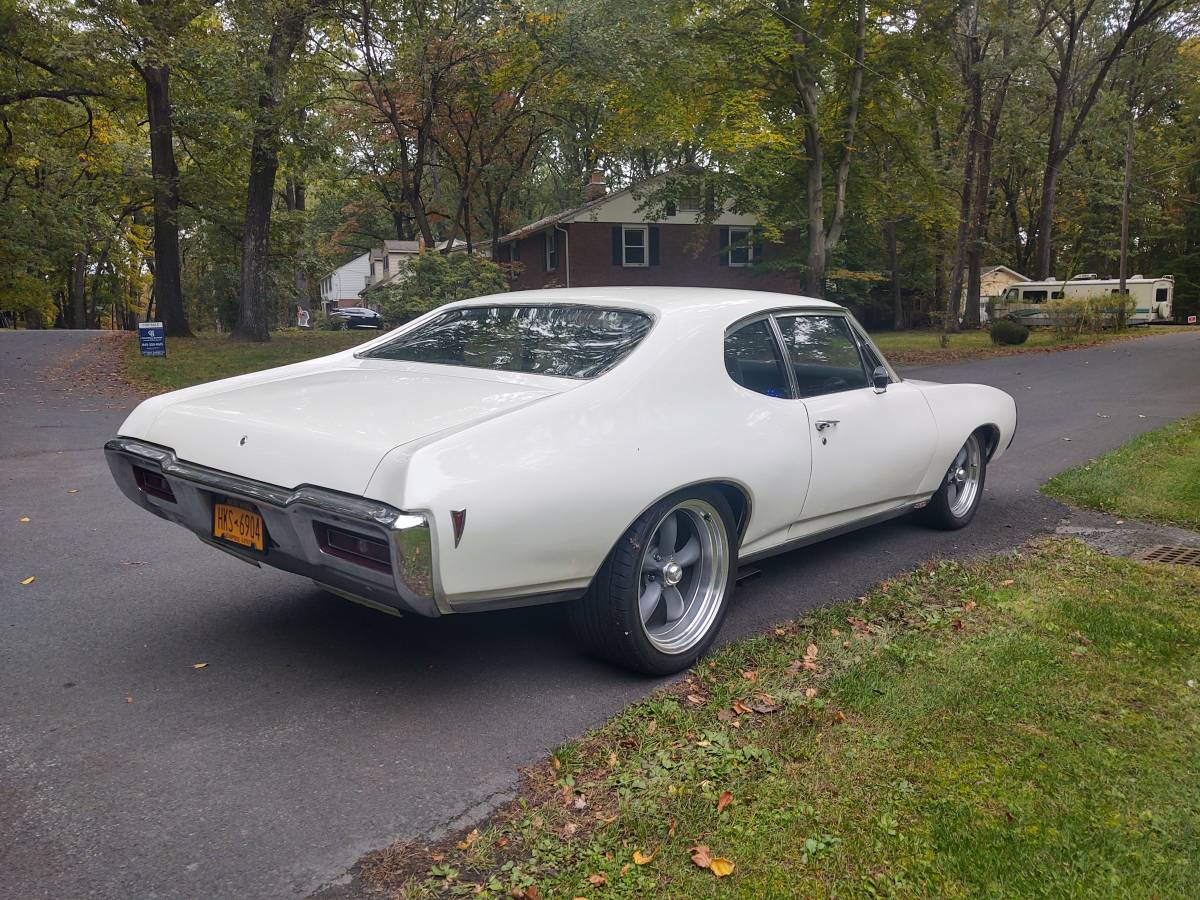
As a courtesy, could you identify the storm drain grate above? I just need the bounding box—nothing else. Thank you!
[1131,545,1200,567]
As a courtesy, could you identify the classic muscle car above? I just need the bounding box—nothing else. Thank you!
[107,288,1017,674]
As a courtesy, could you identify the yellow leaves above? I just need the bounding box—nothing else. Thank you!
[690,845,735,877]
[20,576,36,585]
[632,847,657,865]
[709,857,736,877]
[456,828,479,851]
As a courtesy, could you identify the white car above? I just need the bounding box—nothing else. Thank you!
[106,288,1017,674]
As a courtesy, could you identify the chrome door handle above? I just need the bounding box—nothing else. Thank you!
[815,419,839,432]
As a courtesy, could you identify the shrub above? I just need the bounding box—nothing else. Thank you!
[376,252,508,325]
[990,319,1030,345]
[1044,294,1135,338]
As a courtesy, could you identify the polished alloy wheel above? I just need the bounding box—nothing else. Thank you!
[637,498,729,655]
[946,433,983,518]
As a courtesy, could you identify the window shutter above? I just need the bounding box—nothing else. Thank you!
[718,227,729,266]
[649,227,660,266]
[612,226,622,265]
[753,228,763,264]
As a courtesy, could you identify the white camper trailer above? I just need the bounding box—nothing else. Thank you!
[997,274,1174,325]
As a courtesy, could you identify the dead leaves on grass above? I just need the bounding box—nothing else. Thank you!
[690,845,735,877]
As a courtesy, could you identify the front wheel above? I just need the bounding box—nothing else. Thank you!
[916,432,987,530]
[568,488,737,675]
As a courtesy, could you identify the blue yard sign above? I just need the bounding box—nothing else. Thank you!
[138,321,166,357]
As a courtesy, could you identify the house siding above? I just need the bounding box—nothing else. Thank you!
[508,223,805,295]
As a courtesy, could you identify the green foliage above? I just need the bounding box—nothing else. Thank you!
[989,319,1030,345]
[1043,294,1136,338]
[0,272,58,327]
[374,253,508,324]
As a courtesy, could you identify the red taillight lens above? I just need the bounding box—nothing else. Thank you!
[133,466,176,502]
[313,523,392,573]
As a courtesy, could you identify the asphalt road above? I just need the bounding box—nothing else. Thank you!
[3,328,1199,899]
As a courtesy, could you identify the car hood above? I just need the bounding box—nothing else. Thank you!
[141,363,560,495]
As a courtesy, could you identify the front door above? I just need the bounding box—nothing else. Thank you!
[771,313,937,530]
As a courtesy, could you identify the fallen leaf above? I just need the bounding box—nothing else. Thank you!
[619,864,630,876]
[842,640,851,648]
[633,848,657,865]
[20,576,36,585]
[607,751,618,767]
[551,756,561,770]
[953,619,964,631]
[965,600,977,611]
[497,837,509,847]
[192,662,208,669]
[730,700,752,715]
[19,516,30,523]
[749,693,779,714]
[572,794,587,810]
[716,708,734,722]
[66,488,79,494]
[561,822,578,838]
[690,845,713,868]
[588,873,607,886]
[741,669,758,683]
[805,687,818,699]
[431,853,444,863]
[686,692,706,705]
[457,828,479,851]
[834,710,846,723]
[125,696,134,704]
[709,857,735,877]
[645,719,657,735]
[831,628,841,636]
[717,790,733,814]
[1000,579,1014,587]
[668,817,677,838]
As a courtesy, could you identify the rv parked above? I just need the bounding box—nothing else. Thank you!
[996,274,1174,325]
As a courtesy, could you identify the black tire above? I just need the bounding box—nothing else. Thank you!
[568,487,738,675]
[916,432,987,530]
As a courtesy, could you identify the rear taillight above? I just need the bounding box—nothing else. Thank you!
[133,466,176,502]
[313,523,392,573]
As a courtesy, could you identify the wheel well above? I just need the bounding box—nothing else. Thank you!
[975,424,1001,460]
[706,481,752,545]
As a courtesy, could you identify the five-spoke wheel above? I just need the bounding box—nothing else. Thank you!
[568,488,737,674]
[917,431,987,529]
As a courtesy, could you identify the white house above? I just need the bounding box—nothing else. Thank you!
[318,252,371,312]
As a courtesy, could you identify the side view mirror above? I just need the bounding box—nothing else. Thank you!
[872,365,889,394]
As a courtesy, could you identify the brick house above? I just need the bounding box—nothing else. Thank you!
[497,172,804,295]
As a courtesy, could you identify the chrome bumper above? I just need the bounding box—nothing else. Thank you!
[104,437,441,617]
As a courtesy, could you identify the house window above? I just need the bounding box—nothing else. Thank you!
[622,226,648,267]
[728,227,753,266]
[678,193,702,212]
[383,255,390,273]
[546,230,558,271]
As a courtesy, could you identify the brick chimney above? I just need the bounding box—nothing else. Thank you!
[584,169,607,202]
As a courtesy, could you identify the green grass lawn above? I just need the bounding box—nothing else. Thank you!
[122,328,377,393]
[870,325,1185,366]
[1044,416,1200,530]
[363,541,1200,898]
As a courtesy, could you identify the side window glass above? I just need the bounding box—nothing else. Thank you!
[724,320,791,399]
[774,314,870,398]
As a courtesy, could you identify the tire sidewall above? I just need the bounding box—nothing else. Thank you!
[926,435,987,529]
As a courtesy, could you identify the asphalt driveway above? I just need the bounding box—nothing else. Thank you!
[2,328,1198,898]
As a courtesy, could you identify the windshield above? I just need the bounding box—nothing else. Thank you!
[360,304,653,379]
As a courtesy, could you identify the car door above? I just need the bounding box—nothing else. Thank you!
[772,312,937,531]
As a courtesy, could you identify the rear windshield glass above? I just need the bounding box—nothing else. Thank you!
[360,305,653,379]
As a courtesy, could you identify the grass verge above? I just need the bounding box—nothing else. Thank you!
[1044,416,1200,530]
[121,328,377,393]
[870,325,1187,366]
[363,540,1200,899]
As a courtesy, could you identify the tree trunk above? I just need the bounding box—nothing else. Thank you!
[143,63,192,337]
[803,117,825,298]
[70,250,87,329]
[232,7,309,342]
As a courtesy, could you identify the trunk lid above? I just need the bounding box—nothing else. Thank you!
[145,362,560,495]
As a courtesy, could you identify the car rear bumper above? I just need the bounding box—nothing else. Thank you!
[104,437,441,617]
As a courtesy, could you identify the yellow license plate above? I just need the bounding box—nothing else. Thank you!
[213,502,264,552]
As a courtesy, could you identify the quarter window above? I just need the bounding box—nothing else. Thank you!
[774,314,870,398]
[622,226,648,267]
[724,319,791,399]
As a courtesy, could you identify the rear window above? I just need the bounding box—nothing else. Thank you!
[360,304,653,379]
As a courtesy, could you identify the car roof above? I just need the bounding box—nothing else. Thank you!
[441,286,842,319]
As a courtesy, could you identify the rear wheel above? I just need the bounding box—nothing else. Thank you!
[916,432,986,530]
[568,488,737,675]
